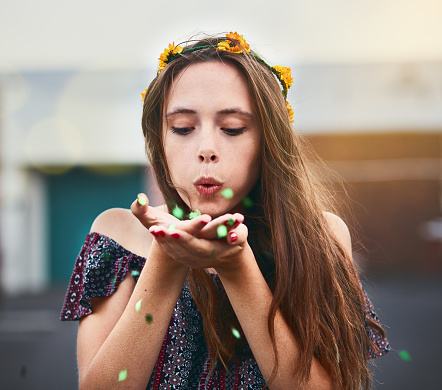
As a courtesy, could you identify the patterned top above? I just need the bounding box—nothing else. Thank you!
[60,232,390,389]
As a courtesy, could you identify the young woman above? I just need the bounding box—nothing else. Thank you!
[61,32,389,389]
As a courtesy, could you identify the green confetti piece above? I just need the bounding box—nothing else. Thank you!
[118,369,127,382]
[221,188,234,199]
[131,270,140,277]
[168,224,177,231]
[20,365,26,378]
[102,252,110,261]
[135,299,142,312]
[242,196,254,209]
[137,193,147,206]
[398,350,412,361]
[188,209,201,219]
[227,218,235,226]
[209,249,215,259]
[145,314,153,323]
[231,327,241,339]
[172,205,184,220]
[217,225,228,239]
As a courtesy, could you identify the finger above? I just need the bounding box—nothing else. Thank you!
[199,213,244,239]
[149,226,216,266]
[226,223,248,246]
[131,193,156,229]
[170,214,212,236]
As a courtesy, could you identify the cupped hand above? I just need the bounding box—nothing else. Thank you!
[149,213,249,272]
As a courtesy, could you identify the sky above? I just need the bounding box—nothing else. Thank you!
[0,0,441,71]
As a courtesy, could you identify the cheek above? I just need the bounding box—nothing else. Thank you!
[234,143,261,187]
[164,142,193,183]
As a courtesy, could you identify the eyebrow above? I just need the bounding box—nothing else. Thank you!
[165,107,253,120]
[165,108,196,118]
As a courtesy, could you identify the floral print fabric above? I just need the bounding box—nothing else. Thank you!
[60,232,389,389]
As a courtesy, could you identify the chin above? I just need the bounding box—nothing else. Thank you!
[189,200,229,218]
[195,198,246,218]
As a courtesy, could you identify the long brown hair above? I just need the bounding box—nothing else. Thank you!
[141,34,386,389]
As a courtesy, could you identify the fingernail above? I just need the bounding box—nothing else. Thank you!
[225,218,235,226]
[151,230,159,237]
[229,231,237,243]
[158,230,166,237]
[200,221,208,226]
[137,193,147,206]
[170,232,180,239]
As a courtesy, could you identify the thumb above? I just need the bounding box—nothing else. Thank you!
[130,193,157,229]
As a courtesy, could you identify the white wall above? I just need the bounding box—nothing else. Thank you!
[1,0,442,70]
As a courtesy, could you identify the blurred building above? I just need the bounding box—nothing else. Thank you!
[0,62,441,294]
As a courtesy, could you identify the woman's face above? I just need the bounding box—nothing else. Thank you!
[162,61,261,217]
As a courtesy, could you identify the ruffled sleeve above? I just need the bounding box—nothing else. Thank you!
[60,232,146,321]
[363,291,390,359]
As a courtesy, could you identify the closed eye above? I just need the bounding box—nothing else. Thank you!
[222,127,246,136]
[171,127,194,135]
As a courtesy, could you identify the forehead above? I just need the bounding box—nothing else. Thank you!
[164,61,252,112]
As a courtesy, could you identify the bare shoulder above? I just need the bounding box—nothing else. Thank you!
[323,211,352,257]
[90,207,153,258]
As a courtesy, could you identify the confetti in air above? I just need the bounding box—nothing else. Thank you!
[398,350,412,361]
[135,299,142,312]
[221,188,234,199]
[168,224,177,231]
[227,218,235,226]
[231,327,241,339]
[172,205,184,220]
[20,365,27,378]
[188,209,201,219]
[217,225,228,238]
[242,197,254,209]
[137,193,147,206]
[118,369,128,382]
[131,270,140,277]
[145,314,153,323]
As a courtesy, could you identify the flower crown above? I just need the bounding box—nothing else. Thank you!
[142,32,294,123]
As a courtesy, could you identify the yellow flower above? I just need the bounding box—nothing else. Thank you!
[217,32,250,54]
[158,42,183,73]
[158,60,167,73]
[217,41,235,52]
[167,42,183,56]
[286,101,294,123]
[273,65,293,90]
[141,88,148,102]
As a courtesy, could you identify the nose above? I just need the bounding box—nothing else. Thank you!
[196,131,219,163]
[199,152,217,163]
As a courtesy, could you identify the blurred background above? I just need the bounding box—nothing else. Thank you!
[0,0,441,389]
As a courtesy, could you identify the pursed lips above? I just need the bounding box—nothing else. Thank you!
[193,176,223,197]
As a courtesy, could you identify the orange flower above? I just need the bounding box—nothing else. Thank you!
[217,32,250,54]
[141,88,148,102]
[286,101,294,123]
[226,32,250,52]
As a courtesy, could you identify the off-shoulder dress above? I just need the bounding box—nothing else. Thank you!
[60,232,390,389]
